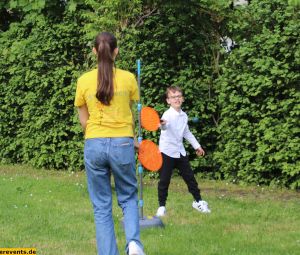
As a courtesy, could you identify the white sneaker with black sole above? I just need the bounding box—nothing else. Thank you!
[128,241,145,255]
[192,200,211,213]
[156,206,166,217]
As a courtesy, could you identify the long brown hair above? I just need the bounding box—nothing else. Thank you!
[94,32,117,105]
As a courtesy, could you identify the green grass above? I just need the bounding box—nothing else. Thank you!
[0,164,299,255]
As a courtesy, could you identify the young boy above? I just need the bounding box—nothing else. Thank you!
[156,86,211,217]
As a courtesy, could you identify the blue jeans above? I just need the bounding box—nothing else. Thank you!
[84,137,143,255]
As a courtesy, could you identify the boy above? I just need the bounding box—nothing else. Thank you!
[156,86,211,217]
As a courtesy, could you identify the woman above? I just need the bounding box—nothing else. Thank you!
[74,32,145,255]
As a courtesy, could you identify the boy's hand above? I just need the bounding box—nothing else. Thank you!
[160,119,167,125]
[159,119,167,129]
[196,147,205,157]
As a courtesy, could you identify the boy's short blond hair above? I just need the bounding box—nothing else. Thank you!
[165,86,183,98]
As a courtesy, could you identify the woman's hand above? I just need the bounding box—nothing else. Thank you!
[134,137,140,150]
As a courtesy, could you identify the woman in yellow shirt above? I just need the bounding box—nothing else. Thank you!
[75,32,145,255]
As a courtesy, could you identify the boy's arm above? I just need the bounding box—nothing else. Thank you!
[183,124,201,150]
[183,124,205,156]
[159,112,168,130]
[160,119,168,130]
[184,126,205,156]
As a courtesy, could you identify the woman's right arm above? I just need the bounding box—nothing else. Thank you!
[77,104,89,132]
[130,101,140,149]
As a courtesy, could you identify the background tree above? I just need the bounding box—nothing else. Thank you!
[0,0,299,188]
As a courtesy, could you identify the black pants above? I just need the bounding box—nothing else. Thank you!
[158,152,201,207]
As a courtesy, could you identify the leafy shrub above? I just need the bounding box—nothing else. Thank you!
[0,0,299,189]
[0,8,86,170]
[214,0,300,188]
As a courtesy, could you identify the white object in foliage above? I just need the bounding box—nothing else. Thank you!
[233,0,250,7]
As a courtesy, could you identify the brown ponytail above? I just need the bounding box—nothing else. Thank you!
[94,32,117,105]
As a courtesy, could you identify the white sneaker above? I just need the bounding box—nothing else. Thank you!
[156,206,166,217]
[192,200,211,213]
[128,241,145,255]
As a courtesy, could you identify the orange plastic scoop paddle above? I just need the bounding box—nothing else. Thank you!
[138,140,162,172]
[141,106,160,131]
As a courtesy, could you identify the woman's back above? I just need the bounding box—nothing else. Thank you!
[75,67,139,138]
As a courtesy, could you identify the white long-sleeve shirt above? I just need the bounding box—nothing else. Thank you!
[159,107,201,158]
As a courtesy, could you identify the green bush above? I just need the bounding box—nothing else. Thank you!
[0,0,144,170]
[119,0,228,175]
[0,0,299,188]
[214,0,300,188]
[0,8,86,170]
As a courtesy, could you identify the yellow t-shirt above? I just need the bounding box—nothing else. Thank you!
[74,68,139,139]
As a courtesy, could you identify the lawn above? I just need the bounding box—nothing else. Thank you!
[0,164,299,255]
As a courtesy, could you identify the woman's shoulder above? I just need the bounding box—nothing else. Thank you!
[78,68,97,82]
[115,68,135,79]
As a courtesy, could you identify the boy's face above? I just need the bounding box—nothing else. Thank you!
[166,90,184,111]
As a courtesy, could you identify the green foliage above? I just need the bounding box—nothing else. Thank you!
[214,0,300,188]
[0,4,86,170]
[0,0,299,189]
[0,0,143,170]
[118,0,230,174]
